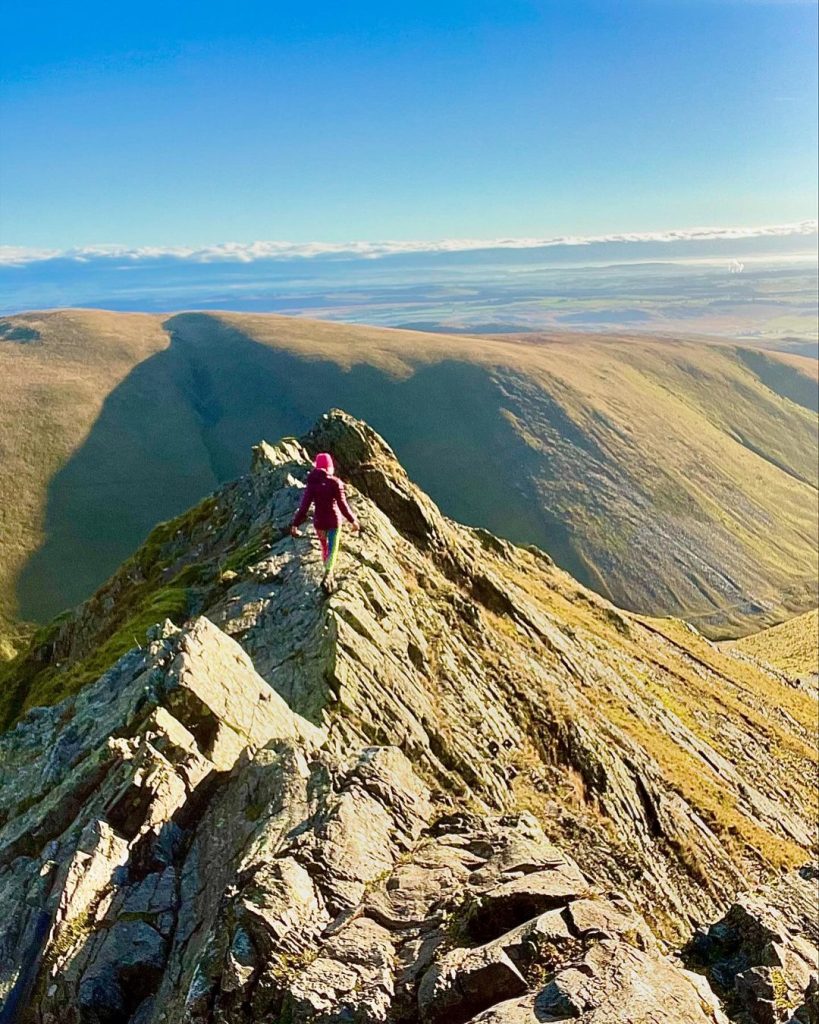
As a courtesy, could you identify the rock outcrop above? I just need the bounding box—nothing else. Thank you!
[687,868,819,1024]
[0,410,816,1022]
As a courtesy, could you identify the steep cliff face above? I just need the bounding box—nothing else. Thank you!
[0,411,816,1023]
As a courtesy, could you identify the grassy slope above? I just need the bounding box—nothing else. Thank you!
[728,608,819,677]
[204,313,818,634]
[0,310,171,630]
[766,349,819,381]
[505,563,817,876]
[0,309,816,637]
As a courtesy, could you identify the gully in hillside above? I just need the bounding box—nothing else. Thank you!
[290,452,360,592]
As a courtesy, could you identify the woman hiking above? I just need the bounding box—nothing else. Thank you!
[290,452,359,592]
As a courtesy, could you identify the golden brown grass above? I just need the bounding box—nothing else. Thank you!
[496,551,817,871]
[0,310,169,627]
[767,350,819,381]
[0,309,816,640]
[207,313,818,633]
[728,608,819,677]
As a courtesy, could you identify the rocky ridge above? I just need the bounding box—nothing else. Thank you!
[0,410,816,1022]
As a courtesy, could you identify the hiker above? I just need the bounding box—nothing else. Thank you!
[290,452,359,591]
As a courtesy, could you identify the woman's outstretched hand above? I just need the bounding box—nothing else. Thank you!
[351,521,361,534]
[290,526,301,538]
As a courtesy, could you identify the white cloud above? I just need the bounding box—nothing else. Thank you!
[0,246,63,265]
[0,220,816,267]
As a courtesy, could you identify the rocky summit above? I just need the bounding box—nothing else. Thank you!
[0,410,816,1024]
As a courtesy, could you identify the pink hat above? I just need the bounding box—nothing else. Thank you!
[314,452,335,474]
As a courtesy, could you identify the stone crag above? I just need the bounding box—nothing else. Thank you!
[0,410,816,1022]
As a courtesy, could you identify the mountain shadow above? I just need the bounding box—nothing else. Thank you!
[735,347,819,414]
[17,313,588,621]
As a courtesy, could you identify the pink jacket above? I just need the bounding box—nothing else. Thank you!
[292,468,358,530]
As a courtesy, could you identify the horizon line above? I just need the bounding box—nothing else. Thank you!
[1,219,816,268]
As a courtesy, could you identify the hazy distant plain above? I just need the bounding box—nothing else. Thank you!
[2,234,816,354]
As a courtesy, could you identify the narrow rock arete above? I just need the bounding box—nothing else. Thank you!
[0,411,816,1023]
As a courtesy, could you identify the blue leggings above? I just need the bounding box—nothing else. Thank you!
[317,528,341,572]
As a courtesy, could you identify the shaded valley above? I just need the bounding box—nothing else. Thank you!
[2,310,817,636]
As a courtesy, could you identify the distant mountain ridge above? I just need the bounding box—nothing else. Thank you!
[0,308,816,638]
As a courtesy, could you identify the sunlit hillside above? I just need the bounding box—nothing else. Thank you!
[728,608,819,678]
[1,309,816,637]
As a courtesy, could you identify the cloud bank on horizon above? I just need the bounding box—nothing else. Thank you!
[1,220,816,267]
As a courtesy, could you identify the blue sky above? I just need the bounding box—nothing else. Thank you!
[1,0,817,249]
